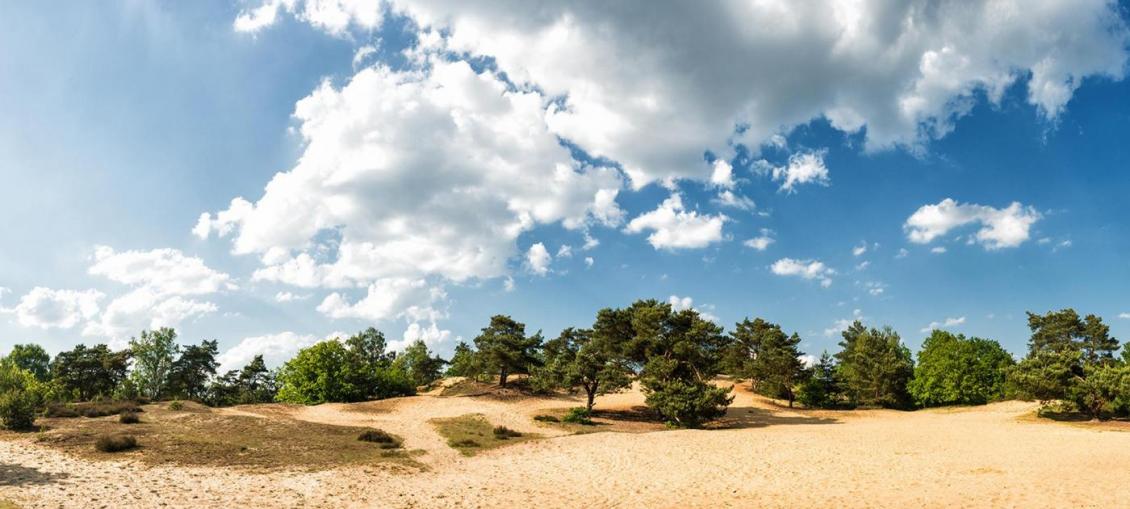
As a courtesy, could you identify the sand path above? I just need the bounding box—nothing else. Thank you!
[3,386,1130,508]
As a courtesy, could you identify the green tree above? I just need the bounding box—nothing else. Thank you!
[908,330,1015,407]
[797,351,844,409]
[129,327,179,400]
[531,327,632,411]
[445,341,482,378]
[167,339,219,401]
[733,319,806,406]
[1012,309,1123,419]
[598,300,733,427]
[392,340,447,387]
[276,340,364,404]
[0,360,46,430]
[345,327,390,368]
[5,344,50,382]
[473,315,543,387]
[50,344,130,401]
[835,321,914,409]
[236,355,277,404]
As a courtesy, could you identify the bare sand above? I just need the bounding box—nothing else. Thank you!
[3,383,1130,508]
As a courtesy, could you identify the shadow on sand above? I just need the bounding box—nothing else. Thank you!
[709,406,840,430]
[0,462,70,487]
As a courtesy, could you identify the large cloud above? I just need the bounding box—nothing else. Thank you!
[904,198,1041,249]
[83,246,233,340]
[1,287,104,329]
[624,193,727,250]
[241,0,1130,185]
[196,58,623,325]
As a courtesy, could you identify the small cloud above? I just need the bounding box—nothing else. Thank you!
[852,242,868,257]
[771,258,835,287]
[1118,312,1129,319]
[896,248,909,259]
[743,229,775,251]
[584,257,594,268]
[274,291,309,303]
[855,261,871,271]
[930,246,947,254]
[556,244,573,258]
[526,243,552,276]
[920,316,966,333]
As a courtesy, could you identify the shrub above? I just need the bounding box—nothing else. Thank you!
[119,410,140,424]
[492,426,522,439]
[168,401,184,411]
[357,429,401,449]
[0,362,45,430]
[642,378,732,428]
[908,331,1014,407]
[533,414,559,423]
[95,434,138,453]
[562,407,594,425]
[45,401,141,418]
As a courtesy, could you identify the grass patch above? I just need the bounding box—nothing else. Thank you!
[31,404,422,471]
[431,414,538,456]
[45,401,142,418]
[94,434,137,453]
[357,429,402,449]
[533,414,559,423]
[167,400,184,411]
[562,407,595,425]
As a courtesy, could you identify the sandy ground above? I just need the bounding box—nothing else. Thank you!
[3,383,1130,508]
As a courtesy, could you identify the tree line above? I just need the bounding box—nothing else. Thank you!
[2,302,1129,431]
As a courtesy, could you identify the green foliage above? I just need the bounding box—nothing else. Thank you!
[1012,309,1124,419]
[391,340,447,388]
[129,327,179,400]
[835,322,914,409]
[168,400,184,411]
[0,361,45,430]
[167,339,219,401]
[275,334,415,405]
[50,344,130,401]
[94,434,137,453]
[531,327,632,410]
[345,327,391,368]
[908,330,1015,407]
[276,340,364,404]
[473,315,543,387]
[445,341,483,379]
[595,299,733,427]
[797,352,847,409]
[561,407,594,425]
[724,318,806,405]
[4,344,50,382]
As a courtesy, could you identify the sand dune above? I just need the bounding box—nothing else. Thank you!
[2,384,1129,508]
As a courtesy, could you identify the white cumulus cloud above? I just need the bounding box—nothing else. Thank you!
[526,243,552,276]
[904,198,1041,250]
[921,316,966,333]
[1,287,104,329]
[771,258,835,287]
[625,193,726,250]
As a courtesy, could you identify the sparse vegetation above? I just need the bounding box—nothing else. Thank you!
[168,400,184,411]
[562,407,594,425]
[357,429,402,449]
[94,433,137,453]
[45,401,142,418]
[119,410,141,424]
[533,414,559,423]
[432,414,537,455]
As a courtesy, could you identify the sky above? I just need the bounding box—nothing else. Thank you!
[1,0,1129,372]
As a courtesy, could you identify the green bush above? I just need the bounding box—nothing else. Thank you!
[168,400,184,411]
[533,414,560,423]
[642,378,732,428]
[119,410,140,424]
[0,362,45,430]
[562,407,594,425]
[908,331,1014,407]
[492,426,522,439]
[95,434,138,453]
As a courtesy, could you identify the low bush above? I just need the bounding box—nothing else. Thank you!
[168,401,184,411]
[562,407,594,425]
[45,401,141,419]
[533,414,559,423]
[492,426,522,439]
[95,434,138,453]
[357,429,401,449]
[119,410,140,424]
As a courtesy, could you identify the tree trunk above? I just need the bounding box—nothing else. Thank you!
[499,368,508,388]
[585,383,597,411]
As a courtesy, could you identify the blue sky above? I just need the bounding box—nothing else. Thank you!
[2,1,1128,370]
